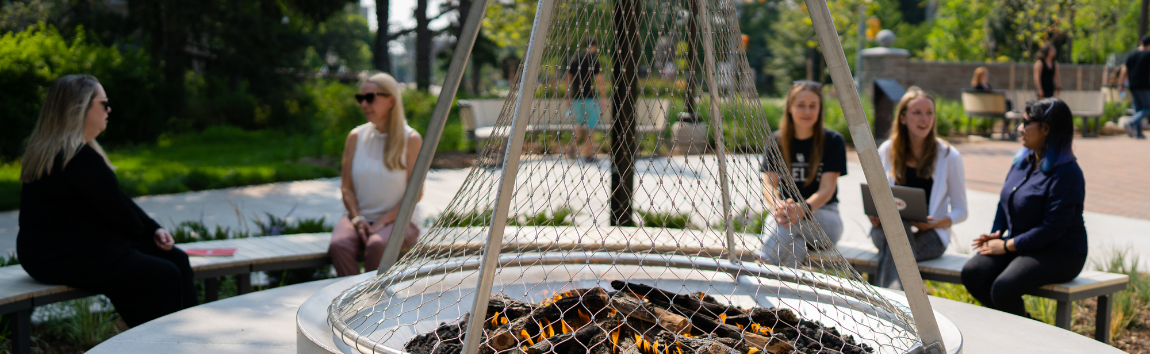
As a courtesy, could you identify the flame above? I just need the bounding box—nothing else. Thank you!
[718,313,727,324]
[747,348,759,354]
[610,329,620,354]
[544,319,555,337]
[577,310,592,327]
[521,329,535,346]
[522,346,528,353]
[736,323,744,330]
[560,319,571,334]
[492,312,500,326]
[501,316,509,325]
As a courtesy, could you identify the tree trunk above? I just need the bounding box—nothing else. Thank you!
[415,0,432,90]
[160,0,187,119]
[1142,0,1149,39]
[375,0,392,72]
[611,0,638,227]
[457,0,474,94]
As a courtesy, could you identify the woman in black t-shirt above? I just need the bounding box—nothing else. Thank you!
[759,81,848,267]
[871,88,969,289]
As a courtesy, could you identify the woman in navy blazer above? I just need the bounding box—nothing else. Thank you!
[961,98,1087,318]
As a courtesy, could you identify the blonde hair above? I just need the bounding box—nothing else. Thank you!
[779,82,825,187]
[971,67,988,87]
[20,75,113,183]
[361,72,409,171]
[889,87,945,185]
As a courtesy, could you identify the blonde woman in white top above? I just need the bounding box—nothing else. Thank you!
[870,87,968,289]
[329,73,423,276]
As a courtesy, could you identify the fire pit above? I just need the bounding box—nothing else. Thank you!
[404,281,872,354]
[317,247,959,354]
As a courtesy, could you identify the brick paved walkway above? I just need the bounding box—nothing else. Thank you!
[850,136,1150,221]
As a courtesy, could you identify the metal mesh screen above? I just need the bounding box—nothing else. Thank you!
[329,0,920,353]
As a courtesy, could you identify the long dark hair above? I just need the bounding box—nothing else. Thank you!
[779,82,824,187]
[1016,98,1075,172]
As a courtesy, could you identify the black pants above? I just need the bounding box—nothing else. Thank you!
[961,247,1086,318]
[31,242,198,327]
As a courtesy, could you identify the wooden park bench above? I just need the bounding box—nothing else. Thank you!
[811,241,1129,344]
[459,98,670,147]
[0,233,332,354]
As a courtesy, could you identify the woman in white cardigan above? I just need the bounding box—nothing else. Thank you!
[870,88,969,289]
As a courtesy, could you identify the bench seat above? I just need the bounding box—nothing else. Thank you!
[0,233,333,354]
[811,241,1129,343]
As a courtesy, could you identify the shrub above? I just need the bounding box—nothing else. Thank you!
[638,210,698,230]
[0,23,165,160]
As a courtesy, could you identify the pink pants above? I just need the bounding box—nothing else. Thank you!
[329,216,420,276]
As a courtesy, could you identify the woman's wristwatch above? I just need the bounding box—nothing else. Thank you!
[351,215,367,225]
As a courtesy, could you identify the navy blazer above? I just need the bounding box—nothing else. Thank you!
[993,154,1087,254]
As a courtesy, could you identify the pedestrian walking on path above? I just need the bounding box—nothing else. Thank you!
[1119,35,1150,139]
[869,88,969,290]
[329,72,423,277]
[962,98,1088,319]
[1034,44,1061,99]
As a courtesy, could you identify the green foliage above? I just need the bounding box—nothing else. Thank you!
[1103,101,1129,123]
[510,206,577,227]
[1092,248,1149,342]
[713,208,768,234]
[1,251,17,266]
[403,90,469,153]
[924,280,980,305]
[0,23,165,160]
[638,210,698,230]
[923,0,994,62]
[39,296,121,350]
[437,209,495,228]
[481,0,537,52]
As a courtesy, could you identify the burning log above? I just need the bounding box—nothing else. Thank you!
[406,285,871,354]
[607,292,690,333]
[611,281,742,319]
[488,288,611,350]
[522,317,619,354]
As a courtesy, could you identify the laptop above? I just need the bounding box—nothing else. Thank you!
[860,184,929,223]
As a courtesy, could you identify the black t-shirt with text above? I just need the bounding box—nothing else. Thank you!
[568,53,602,99]
[761,128,848,204]
[1127,50,1150,90]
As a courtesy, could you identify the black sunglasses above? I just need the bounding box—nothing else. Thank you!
[354,92,391,104]
[98,100,110,112]
[793,80,823,88]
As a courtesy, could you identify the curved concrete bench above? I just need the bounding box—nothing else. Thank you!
[0,233,332,354]
[811,241,1129,343]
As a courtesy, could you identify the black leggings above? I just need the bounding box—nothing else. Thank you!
[960,248,1086,318]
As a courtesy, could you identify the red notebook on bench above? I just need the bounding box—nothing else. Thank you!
[185,248,237,256]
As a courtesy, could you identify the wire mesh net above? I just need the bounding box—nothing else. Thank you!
[329,0,921,353]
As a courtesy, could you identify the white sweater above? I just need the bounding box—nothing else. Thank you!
[876,139,969,247]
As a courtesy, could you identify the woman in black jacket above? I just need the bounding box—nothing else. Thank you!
[961,98,1087,318]
[17,75,196,327]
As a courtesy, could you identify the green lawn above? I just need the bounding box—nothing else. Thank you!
[0,126,340,211]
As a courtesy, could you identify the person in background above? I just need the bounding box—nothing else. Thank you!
[971,67,992,91]
[870,87,968,290]
[566,37,604,163]
[329,72,423,277]
[759,81,848,267]
[1119,35,1150,139]
[1034,44,1061,98]
[961,98,1086,319]
[18,74,196,327]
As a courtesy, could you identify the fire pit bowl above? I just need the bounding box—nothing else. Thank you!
[300,251,962,354]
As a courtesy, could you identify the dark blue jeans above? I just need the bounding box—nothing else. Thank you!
[1130,89,1150,137]
[961,248,1086,318]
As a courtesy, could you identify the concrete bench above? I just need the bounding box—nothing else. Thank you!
[0,233,332,354]
[1004,90,1106,137]
[459,98,670,143]
[811,241,1129,344]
